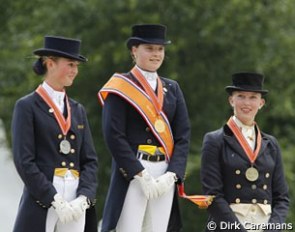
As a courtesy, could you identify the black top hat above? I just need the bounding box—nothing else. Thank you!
[33,35,87,62]
[126,24,171,50]
[225,72,268,95]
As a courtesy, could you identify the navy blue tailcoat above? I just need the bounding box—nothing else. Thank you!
[11,90,98,232]
[201,124,289,232]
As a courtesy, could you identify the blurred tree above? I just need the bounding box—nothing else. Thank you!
[1,0,294,230]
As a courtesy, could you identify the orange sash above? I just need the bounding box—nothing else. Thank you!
[177,183,214,209]
[36,85,71,137]
[227,116,261,164]
[98,73,174,157]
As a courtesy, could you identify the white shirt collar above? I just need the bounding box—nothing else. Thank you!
[233,116,254,131]
[42,81,65,112]
[233,115,256,149]
[136,65,158,81]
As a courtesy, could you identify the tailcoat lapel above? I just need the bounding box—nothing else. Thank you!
[224,125,270,162]
[34,92,56,118]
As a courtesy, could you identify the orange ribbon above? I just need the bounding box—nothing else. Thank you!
[36,85,71,137]
[131,66,164,115]
[177,183,215,209]
[227,117,261,164]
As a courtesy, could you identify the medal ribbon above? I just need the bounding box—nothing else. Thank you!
[177,183,214,209]
[36,85,71,136]
[227,116,261,164]
[131,66,164,115]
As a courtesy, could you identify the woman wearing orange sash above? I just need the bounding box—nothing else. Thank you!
[201,72,289,231]
[99,24,191,231]
[11,36,98,232]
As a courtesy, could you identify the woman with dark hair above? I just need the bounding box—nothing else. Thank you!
[12,35,98,232]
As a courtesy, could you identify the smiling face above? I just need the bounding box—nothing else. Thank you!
[229,91,265,126]
[44,57,80,91]
[131,44,165,72]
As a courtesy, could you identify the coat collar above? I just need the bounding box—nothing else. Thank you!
[223,124,269,161]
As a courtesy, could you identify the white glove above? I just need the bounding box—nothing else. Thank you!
[134,169,160,199]
[69,195,89,221]
[155,172,177,196]
[51,193,74,224]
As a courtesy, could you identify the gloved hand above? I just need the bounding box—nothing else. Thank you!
[155,171,177,196]
[70,195,89,221]
[51,193,74,224]
[134,169,160,199]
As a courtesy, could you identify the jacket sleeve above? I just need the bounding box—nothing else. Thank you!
[166,81,191,181]
[12,98,57,207]
[76,104,98,203]
[102,93,144,180]
[267,137,289,226]
[201,131,247,232]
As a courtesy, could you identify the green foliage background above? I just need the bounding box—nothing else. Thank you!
[1,0,294,230]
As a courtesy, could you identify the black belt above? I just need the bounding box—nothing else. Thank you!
[137,152,166,162]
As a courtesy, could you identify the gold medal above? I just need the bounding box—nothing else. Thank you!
[154,119,165,133]
[245,167,259,182]
[60,139,71,154]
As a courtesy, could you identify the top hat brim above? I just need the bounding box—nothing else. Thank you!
[127,37,171,49]
[33,48,87,62]
[225,86,268,95]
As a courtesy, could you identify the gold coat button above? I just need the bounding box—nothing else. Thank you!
[145,127,151,132]
[252,199,257,204]
[146,139,152,144]
[61,161,66,167]
[58,134,63,139]
[264,200,268,204]
[263,185,267,190]
[69,162,74,167]
[70,149,75,154]
[235,170,241,175]
[49,108,54,113]
[70,134,75,140]
[235,198,240,204]
[265,173,270,178]
[236,184,241,189]
[251,184,257,190]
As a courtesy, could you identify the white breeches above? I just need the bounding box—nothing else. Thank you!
[116,160,174,232]
[46,170,86,232]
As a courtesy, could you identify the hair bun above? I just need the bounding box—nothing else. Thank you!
[33,58,46,75]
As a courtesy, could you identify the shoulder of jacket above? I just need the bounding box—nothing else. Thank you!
[15,91,36,105]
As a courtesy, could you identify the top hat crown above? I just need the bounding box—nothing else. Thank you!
[225,72,268,95]
[126,24,171,50]
[33,35,87,62]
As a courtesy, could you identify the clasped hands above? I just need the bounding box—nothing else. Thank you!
[51,194,89,224]
[134,169,177,199]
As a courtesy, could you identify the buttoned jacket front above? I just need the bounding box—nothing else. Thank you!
[12,91,98,232]
[100,72,191,232]
[201,124,289,231]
